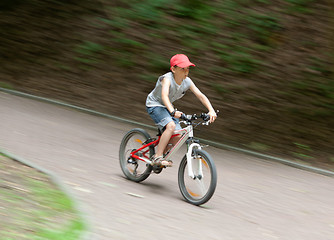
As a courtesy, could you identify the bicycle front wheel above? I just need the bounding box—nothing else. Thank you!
[178,149,217,206]
[119,128,154,182]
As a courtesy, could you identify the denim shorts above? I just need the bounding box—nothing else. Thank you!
[146,106,181,131]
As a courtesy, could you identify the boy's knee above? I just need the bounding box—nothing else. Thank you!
[166,121,176,131]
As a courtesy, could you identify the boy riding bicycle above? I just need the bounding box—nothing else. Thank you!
[146,54,217,167]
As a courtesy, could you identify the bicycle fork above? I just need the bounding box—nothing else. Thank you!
[186,143,203,180]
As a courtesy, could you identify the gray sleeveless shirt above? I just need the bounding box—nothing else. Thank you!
[146,72,193,108]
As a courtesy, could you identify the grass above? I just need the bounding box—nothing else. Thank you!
[210,83,230,96]
[0,82,14,90]
[284,0,315,13]
[246,142,271,151]
[0,154,86,240]
[33,220,85,240]
[291,142,314,160]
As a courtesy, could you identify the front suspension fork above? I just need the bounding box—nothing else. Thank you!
[186,143,202,179]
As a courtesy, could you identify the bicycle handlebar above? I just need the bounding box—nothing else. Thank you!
[180,110,219,123]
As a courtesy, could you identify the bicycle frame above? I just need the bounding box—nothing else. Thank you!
[129,124,203,179]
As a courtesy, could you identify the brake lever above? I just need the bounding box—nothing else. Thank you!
[202,121,210,126]
[180,113,187,121]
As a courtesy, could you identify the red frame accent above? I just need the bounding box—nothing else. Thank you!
[130,133,181,162]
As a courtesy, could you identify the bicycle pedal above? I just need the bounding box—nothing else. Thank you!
[152,166,163,174]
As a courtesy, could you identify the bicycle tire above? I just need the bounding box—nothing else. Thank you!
[119,128,154,182]
[178,149,217,205]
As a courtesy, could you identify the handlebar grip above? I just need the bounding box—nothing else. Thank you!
[180,113,187,121]
[205,110,219,121]
[203,114,210,121]
[200,113,210,121]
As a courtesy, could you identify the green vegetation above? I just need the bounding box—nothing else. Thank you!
[284,0,316,13]
[247,142,271,151]
[0,155,86,240]
[89,0,283,76]
[0,81,14,90]
[292,142,314,160]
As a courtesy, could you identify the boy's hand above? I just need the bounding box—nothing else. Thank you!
[208,111,217,123]
[174,110,183,119]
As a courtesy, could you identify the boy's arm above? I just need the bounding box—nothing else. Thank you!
[161,77,183,118]
[189,82,217,123]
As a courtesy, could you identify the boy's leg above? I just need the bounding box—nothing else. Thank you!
[164,134,181,154]
[146,106,179,166]
[155,121,176,157]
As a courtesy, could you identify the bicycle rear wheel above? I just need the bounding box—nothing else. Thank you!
[119,128,154,182]
[178,149,217,205]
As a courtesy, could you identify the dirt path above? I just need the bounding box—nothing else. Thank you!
[0,91,333,240]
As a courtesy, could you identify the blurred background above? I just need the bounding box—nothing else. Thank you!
[0,0,333,170]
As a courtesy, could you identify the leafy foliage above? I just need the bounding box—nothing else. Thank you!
[284,0,316,13]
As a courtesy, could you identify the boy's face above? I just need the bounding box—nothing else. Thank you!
[171,66,190,80]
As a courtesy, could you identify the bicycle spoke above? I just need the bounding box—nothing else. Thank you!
[178,149,217,205]
[187,187,200,197]
[195,178,207,196]
[119,128,153,182]
[133,163,139,176]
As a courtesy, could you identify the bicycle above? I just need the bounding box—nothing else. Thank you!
[119,112,218,205]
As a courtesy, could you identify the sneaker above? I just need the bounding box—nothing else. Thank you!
[150,155,173,167]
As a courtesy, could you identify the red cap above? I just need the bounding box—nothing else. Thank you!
[170,54,195,70]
